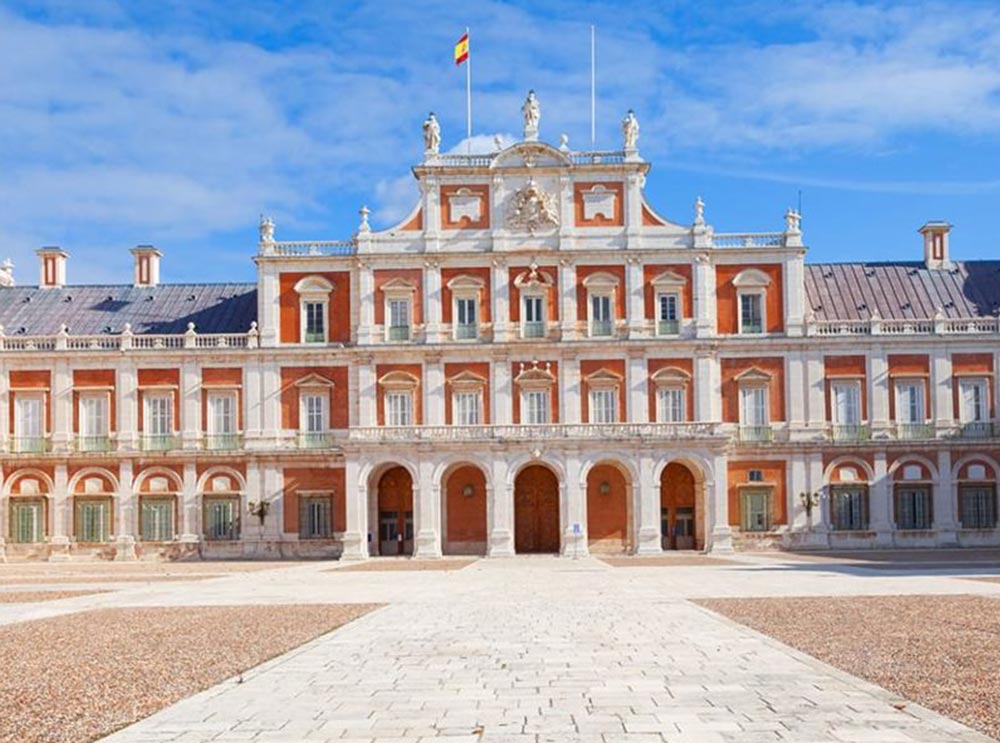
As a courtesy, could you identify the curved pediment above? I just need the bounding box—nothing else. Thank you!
[491,142,571,169]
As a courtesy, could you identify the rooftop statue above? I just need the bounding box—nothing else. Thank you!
[259,215,275,244]
[522,90,540,141]
[422,112,441,155]
[622,109,639,151]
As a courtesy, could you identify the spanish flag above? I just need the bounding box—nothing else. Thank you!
[454,32,469,65]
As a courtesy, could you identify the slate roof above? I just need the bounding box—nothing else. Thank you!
[0,283,257,336]
[805,261,1000,321]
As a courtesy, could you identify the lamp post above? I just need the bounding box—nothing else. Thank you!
[247,498,270,540]
[799,491,821,531]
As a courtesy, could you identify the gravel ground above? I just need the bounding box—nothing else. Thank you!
[332,558,476,572]
[0,575,222,585]
[776,549,1000,565]
[599,555,741,567]
[0,589,107,603]
[967,577,1000,584]
[0,603,379,743]
[0,560,304,574]
[697,594,1000,741]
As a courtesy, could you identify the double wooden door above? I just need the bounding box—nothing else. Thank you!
[514,465,560,553]
[377,466,414,556]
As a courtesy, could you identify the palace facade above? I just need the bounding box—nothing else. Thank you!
[2,103,999,561]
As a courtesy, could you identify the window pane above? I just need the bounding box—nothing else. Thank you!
[303,394,326,432]
[386,392,413,426]
[304,302,325,342]
[11,500,43,543]
[75,500,109,542]
[831,487,868,530]
[16,397,43,438]
[141,499,174,541]
[896,487,932,530]
[454,392,481,425]
[590,388,617,423]
[300,496,332,539]
[960,486,997,529]
[204,498,239,540]
[658,388,685,422]
[524,390,549,424]
[740,294,763,333]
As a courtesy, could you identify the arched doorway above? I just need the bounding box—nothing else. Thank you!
[660,462,703,550]
[377,466,413,556]
[514,464,560,553]
[442,464,488,555]
[586,463,630,553]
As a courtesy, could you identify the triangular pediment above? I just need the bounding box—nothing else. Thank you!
[294,373,335,388]
[735,367,772,384]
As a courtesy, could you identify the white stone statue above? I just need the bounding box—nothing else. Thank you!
[622,109,639,151]
[694,197,705,226]
[259,215,275,243]
[422,112,441,155]
[785,208,801,232]
[522,90,540,141]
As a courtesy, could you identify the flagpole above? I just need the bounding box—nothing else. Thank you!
[466,27,472,155]
[590,25,596,147]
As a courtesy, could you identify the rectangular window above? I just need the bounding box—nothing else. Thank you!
[523,389,550,424]
[589,388,618,423]
[453,391,482,426]
[740,387,769,426]
[831,487,868,531]
[140,498,174,541]
[960,485,997,529]
[78,394,110,451]
[145,394,173,435]
[657,387,686,423]
[14,395,44,452]
[895,486,932,530]
[657,293,680,335]
[304,301,325,343]
[386,391,413,426]
[523,294,545,337]
[299,495,332,539]
[959,378,989,422]
[75,499,110,543]
[10,499,44,544]
[741,489,772,532]
[303,393,326,433]
[204,497,239,541]
[388,298,410,341]
[895,382,924,423]
[739,293,763,334]
[831,382,861,425]
[590,294,613,337]
[207,392,238,449]
[455,297,477,339]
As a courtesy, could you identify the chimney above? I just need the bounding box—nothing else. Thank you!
[0,259,14,288]
[919,221,952,270]
[36,247,68,289]
[130,245,162,287]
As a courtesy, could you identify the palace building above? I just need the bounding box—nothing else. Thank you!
[1,95,999,561]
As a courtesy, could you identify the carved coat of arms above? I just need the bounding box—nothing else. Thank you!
[505,181,559,234]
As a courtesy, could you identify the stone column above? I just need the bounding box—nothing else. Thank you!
[424,358,444,426]
[117,364,138,451]
[114,460,136,561]
[561,453,587,556]
[559,260,577,340]
[49,463,71,560]
[357,262,376,345]
[871,451,894,547]
[561,358,581,424]
[341,456,369,560]
[695,351,720,422]
[693,254,716,338]
[180,462,200,543]
[868,351,890,436]
[52,359,71,452]
[243,359,262,447]
[181,361,200,450]
[414,459,442,558]
[357,358,377,428]
[783,252,806,337]
[492,358,512,425]
[635,454,661,554]
[260,361,282,445]
[934,449,958,545]
[488,457,514,556]
[491,259,510,342]
[708,453,733,553]
[424,261,443,343]
[931,349,953,434]
[805,349,826,429]
[257,263,280,348]
[626,257,645,338]
[624,173,642,249]
[628,353,648,424]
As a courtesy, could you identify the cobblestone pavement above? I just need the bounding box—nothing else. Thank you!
[64,555,999,743]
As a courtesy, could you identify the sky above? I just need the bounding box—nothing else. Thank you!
[1,0,1000,285]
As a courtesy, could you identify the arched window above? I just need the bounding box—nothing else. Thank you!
[294,276,334,344]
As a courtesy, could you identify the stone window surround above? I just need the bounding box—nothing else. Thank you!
[650,366,690,423]
[584,368,622,423]
[379,370,419,427]
[513,266,554,339]
[582,271,619,338]
[382,278,417,342]
[294,373,334,434]
[732,268,770,335]
[650,270,686,336]
[447,370,487,425]
[293,275,334,345]
[447,274,486,341]
[735,367,771,426]
[515,362,555,424]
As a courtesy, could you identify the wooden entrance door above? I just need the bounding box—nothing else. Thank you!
[377,466,414,556]
[660,462,697,550]
[514,465,560,553]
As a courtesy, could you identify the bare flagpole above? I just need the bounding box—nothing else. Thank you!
[466,27,472,155]
[590,25,596,147]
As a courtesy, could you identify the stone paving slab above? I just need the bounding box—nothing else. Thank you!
[97,559,996,743]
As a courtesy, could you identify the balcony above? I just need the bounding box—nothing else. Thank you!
[657,319,680,336]
[896,423,934,440]
[830,424,871,443]
[454,323,478,341]
[204,433,244,451]
[739,322,764,335]
[75,435,114,453]
[11,436,50,454]
[738,425,773,444]
[958,421,996,439]
[141,434,180,452]
[349,422,724,443]
[304,331,325,344]
[387,325,411,342]
[297,431,336,449]
[522,321,545,339]
[590,319,614,337]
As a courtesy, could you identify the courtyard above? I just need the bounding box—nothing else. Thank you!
[0,551,997,743]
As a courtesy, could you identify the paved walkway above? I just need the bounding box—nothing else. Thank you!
[78,555,999,743]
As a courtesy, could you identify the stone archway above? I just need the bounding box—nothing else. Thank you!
[514,464,560,554]
[376,466,413,556]
[586,463,630,553]
[660,462,704,550]
[442,464,488,555]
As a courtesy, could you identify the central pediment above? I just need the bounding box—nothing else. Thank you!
[491,142,571,169]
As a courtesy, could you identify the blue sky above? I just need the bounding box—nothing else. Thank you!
[2,0,1000,284]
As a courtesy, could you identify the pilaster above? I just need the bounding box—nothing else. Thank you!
[561,453,587,556]
[257,262,280,348]
[117,363,138,451]
[694,351,720,422]
[180,461,199,543]
[559,259,577,340]
[48,463,70,560]
[261,361,282,443]
[560,357,581,424]
[181,361,200,450]
[357,261,376,345]
[628,352,648,424]
[487,457,514,556]
[626,257,645,338]
[708,454,733,553]
[492,358,512,426]
[934,449,959,544]
[931,347,952,431]
[424,261,443,343]
[491,259,510,343]
[635,454,661,554]
[357,359,377,427]
[244,359,262,443]
[341,456,369,560]
[783,251,806,337]
[52,359,71,452]
[414,458,442,558]
[693,253,716,338]
[871,451,893,546]
[114,460,136,560]
[424,357,444,426]
[868,351,890,434]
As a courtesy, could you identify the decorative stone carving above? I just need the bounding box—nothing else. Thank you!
[506,180,559,234]
[422,112,441,155]
[581,185,616,222]
[559,134,570,152]
[694,197,705,226]
[447,188,482,224]
[259,215,275,243]
[522,90,540,141]
[622,109,639,151]
[785,208,801,233]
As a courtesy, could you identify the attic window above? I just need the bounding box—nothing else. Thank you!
[145,295,154,302]
[63,295,72,302]
[187,294,196,301]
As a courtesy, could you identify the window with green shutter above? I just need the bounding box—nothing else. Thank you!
[895,486,932,530]
[140,498,175,541]
[204,497,240,541]
[10,499,44,543]
[740,488,772,532]
[75,498,111,542]
[960,485,997,529]
[299,495,332,539]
